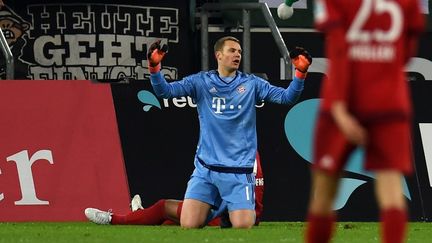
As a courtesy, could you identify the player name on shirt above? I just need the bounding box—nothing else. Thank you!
[349,44,395,62]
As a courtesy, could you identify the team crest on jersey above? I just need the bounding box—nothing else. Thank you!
[237,85,246,94]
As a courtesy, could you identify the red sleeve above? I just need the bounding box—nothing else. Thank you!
[254,152,264,225]
[403,0,425,63]
[314,0,351,109]
[322,27,350,106]
[406,0,425,35]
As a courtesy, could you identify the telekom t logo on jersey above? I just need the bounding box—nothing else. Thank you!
[0,150,53,205]
[212,97,242,114]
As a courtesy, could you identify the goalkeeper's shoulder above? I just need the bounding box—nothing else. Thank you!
[188,70,217,79]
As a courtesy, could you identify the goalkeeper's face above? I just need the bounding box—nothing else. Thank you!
[216,40,242,73]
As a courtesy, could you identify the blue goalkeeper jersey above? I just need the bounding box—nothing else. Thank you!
[150,70,304,168]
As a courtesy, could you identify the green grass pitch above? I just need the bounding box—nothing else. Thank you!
[0,222,430,242]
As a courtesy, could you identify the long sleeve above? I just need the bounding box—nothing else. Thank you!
[257,76,305,105]
[281,76,305,104]
[150,72,196,99]
[150,72,173,99]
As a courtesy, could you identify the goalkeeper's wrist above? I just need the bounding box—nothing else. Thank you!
[294,68,307,79]
[148,61,161,74]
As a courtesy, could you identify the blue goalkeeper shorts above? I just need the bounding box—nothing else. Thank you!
[184,158,255,221]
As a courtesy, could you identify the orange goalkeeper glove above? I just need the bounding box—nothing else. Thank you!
[290,47,312,79]
[147,40,168,74]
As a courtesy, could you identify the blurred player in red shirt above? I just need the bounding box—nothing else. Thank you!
[307,0,424,242]
[85,152,264,227]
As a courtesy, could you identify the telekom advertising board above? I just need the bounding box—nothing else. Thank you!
[0,80,130,221]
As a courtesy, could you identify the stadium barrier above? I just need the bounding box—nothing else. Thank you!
[0,80,130,221]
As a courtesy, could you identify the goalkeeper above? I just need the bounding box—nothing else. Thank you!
[88,36,311,229]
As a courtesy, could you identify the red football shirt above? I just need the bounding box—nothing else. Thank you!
[314,0,424,120]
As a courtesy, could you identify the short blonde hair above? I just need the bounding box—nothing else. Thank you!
[213,36,240,53]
